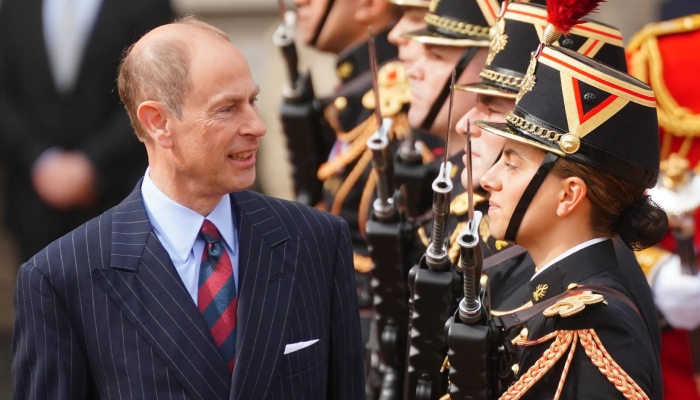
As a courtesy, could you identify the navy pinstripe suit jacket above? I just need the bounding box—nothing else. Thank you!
[12,184,365,400]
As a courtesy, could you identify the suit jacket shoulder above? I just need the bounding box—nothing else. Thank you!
[233,190,345,238]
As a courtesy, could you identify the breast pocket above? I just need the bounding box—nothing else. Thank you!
[279,336,325,377]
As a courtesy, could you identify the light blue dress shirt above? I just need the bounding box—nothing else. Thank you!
[141,169,238,305]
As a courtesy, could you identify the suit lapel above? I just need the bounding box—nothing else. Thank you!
[229,191,297,400]
[92,183,231,400]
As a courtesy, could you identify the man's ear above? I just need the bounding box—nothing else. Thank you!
[137,101,174,148]
[355,0,391,23]
[556,176,587,218]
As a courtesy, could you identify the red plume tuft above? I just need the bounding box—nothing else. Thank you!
[546,0,606,34]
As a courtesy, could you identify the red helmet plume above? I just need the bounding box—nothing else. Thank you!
[546,0,606,35]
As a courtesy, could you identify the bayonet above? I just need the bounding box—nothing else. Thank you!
[367,28,395,221]
[368,28,384,129]
[456,119,485,324]
[425,69,457,270]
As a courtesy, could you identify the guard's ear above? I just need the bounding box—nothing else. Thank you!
[355,0,393,23]
[556,176,588,218]
[137,101,174,148]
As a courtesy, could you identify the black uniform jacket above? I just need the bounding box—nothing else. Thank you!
[515,239,663,400]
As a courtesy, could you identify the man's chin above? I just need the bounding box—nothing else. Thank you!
[407,109,427,130]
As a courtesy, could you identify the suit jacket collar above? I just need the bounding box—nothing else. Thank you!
[96,183,297,399]
[95,182,232,399]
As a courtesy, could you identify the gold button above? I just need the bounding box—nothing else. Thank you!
[559,133,581,154]
[337,61,353,79]
[334,96,348,111]
[512,364,520,376]
[567,283,579,290]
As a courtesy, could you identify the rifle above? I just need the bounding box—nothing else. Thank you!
[444,122,492,400]
[403,71,461,400]
[365,30,411,400]
[273,0,327,206]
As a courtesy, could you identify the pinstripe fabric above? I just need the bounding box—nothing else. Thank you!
[12,182,365,400]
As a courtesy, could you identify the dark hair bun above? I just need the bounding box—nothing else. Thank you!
[617,195,669,251]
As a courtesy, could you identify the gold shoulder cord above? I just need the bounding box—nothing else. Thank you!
[502,329,650,400]
[628,15,700,139]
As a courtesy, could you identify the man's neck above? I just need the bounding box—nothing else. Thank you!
[148,163,221,217]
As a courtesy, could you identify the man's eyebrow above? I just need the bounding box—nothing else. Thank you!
[212,85,260,106]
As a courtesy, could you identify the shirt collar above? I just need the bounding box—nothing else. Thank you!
[531,237,609,281]
[141,168,235,263]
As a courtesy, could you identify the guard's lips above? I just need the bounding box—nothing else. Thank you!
[228,150,256,160]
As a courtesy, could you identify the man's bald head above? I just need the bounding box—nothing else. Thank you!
[118,16,231,141]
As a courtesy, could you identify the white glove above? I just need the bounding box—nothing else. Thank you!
[653,254,700,330]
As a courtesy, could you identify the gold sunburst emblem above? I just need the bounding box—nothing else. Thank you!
[487,18,508,66]
[362,61,411,117]
[532,284,548,301]
[516,53,537,104]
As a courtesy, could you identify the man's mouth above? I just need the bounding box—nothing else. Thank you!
[228,150,256,161]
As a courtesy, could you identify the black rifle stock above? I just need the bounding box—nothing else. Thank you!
[274,11,326,206]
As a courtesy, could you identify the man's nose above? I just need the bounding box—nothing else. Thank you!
[455,108,479,137]
[406,56,426,81]
[388,22,407,47]
[241,108,267,137]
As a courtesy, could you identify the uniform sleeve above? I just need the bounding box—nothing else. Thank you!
[327,218,365,400]
[12,263,90,400]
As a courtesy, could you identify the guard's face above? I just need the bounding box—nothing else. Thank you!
[168,40,266,196]
[456,94,513,190]
[406,46,486,139]
[388,7,428,68]
[293,0,329,45]
[480,139,556,242]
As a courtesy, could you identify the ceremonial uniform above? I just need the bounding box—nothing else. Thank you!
[473,8,666,396]
[628,15,700,400]
[513,240,662,399]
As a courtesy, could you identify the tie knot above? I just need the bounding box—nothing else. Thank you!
[199,220,222,244]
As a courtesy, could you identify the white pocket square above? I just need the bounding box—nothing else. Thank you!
[284,339,319,355]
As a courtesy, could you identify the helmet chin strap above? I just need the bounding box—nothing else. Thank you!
[309,0,337,47]
[504,152,558,242]
[420,46,480,131]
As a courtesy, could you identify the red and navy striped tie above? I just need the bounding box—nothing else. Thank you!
[198,219,237,373]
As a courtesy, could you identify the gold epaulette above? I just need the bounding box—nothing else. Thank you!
[627,15,700,138]
[450,191,486,216]
[503,329,650,400]
[634,245,672,280]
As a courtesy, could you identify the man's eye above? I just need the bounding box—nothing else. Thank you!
[222,105,235,112]
[250,97,259,106]
[504,161,517,170]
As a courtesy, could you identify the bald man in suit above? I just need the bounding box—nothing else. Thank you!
[12,18,365,400]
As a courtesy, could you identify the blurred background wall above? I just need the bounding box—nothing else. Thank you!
[0,0,668,396]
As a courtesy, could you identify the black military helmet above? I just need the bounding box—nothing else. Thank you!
[403,0,502,46]
[478,44,659,189]
[458,1,627,99]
